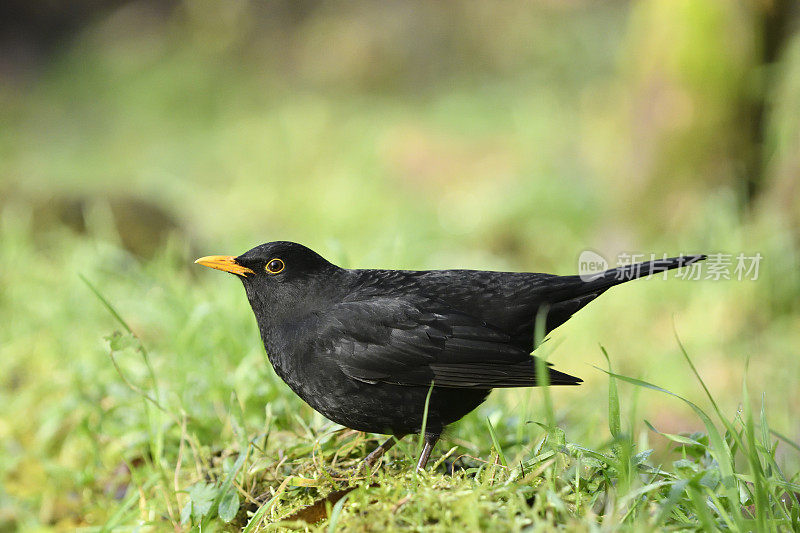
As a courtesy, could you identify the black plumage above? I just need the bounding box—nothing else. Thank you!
[196,242,705,469]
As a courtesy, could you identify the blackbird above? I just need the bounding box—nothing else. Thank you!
[196,242,705,470]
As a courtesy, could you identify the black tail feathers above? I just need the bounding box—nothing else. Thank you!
[540,254,707,335]
[585,254,707,290]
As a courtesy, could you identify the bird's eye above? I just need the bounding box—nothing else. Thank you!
[265,258,285,274]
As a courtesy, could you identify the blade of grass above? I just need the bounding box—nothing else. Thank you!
[485,417,507,468]
[705,488,737,531]
[672,325,753,467]
[80,273,134,334]
[594,366,743,528]
[672,323,755,465]
[215,447,250,523]
[594,368,733,478]
[686,481,715,531]
[769,428,800,454]
[758,394,800,515]
[327,492,351,532]
[600,346,620,439]
[417,380,435,463]
[80,274,162,404]
[741,361,769,530]
[672,321,721,421]
[655,479,689,527]
[759,393,770,459]
[533,306,554,427]
[242,492,282,533]
[644,420,706,448]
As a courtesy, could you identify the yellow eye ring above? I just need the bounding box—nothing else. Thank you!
[265,258,285,274]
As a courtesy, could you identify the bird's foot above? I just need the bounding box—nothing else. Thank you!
[356,434,407,473]
[415,432,440,471]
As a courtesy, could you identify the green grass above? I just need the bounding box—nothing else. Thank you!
[1,226,796,531]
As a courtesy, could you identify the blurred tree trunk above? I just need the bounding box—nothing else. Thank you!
[745,0,799,206]
[591,0,800,238]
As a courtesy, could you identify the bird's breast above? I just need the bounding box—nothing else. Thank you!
[263,339,362,419]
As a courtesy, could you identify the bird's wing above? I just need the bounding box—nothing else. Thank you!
[310,298,581,389]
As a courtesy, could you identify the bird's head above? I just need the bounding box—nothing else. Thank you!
[195,241,340,329]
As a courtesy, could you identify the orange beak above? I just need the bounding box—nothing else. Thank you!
[194,255,255,277]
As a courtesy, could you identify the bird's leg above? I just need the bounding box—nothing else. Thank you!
[361,434,407,468]
[416,432,440,471]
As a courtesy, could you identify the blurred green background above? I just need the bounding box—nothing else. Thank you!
[1,0,799,528]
